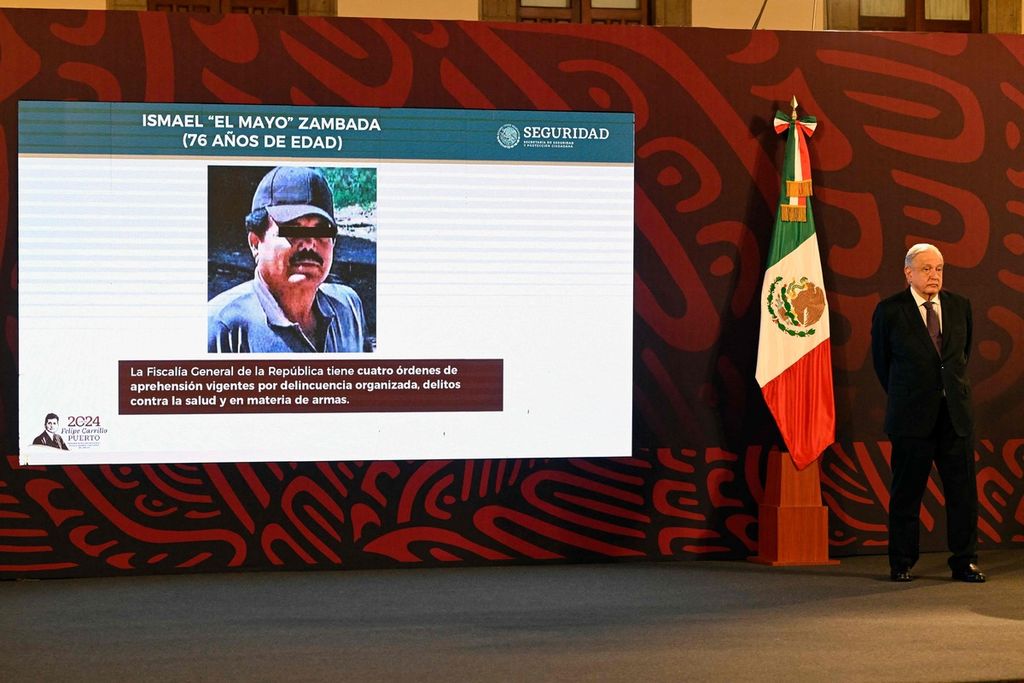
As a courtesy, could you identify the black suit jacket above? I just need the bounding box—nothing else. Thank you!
[871,288,974,438]
[32,431,69,450]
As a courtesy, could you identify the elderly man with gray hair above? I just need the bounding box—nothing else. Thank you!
[871,243,983,583]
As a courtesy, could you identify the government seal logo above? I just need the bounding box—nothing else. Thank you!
[767,276,825,337]
[497,124,520,149]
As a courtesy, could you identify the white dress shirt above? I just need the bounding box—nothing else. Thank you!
[910,287,941,333]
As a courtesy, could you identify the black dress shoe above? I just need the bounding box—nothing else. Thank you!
[890,568,913,582]
[951,563,986,583]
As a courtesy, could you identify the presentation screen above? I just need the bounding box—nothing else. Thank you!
[18,101,634,465]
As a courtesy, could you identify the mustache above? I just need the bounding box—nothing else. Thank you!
[290,249,324,267]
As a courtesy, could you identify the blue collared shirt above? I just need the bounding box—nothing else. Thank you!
[208,273,367,353]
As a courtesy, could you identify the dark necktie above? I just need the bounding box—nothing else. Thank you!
[924,301,941,354]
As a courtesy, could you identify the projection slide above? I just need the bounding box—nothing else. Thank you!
[18,102,634,465]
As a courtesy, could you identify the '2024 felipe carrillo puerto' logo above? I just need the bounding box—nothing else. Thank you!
[497,124,520,149]
[767,276,825,337]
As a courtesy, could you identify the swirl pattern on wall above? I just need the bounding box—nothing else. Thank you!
[0,10,1021,576]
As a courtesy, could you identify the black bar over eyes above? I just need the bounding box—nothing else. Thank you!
[277,223,337,239]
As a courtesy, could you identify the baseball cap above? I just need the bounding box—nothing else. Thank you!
[251,166,337,229]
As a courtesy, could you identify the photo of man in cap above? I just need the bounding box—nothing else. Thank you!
[208,166,369,353]
[32,413,69,450]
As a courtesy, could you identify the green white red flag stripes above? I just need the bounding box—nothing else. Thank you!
[755,108,835,469]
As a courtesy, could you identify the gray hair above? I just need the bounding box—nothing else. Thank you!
[904,243,942,268]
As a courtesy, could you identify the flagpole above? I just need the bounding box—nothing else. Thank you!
[750,96,838,567]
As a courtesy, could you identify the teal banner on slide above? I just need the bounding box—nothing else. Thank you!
[19,101,634,163]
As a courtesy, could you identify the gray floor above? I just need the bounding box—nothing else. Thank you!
[3,549,1023,682]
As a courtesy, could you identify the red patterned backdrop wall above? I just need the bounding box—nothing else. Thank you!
[1,10,1022,577]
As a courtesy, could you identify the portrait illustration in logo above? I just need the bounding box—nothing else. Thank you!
[497,124,520,149]
[767,275,825,338]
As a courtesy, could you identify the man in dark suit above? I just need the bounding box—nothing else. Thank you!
[32,412,69,450]
[871,243,984,583]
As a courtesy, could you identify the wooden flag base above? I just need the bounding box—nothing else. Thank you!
[748,450,839,566]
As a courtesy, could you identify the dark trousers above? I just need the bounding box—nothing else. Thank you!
[888,400,978,572]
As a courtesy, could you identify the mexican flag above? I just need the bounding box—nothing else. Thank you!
[754,108,835,470]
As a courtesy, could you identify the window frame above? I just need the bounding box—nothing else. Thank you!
[858,0,982,32]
